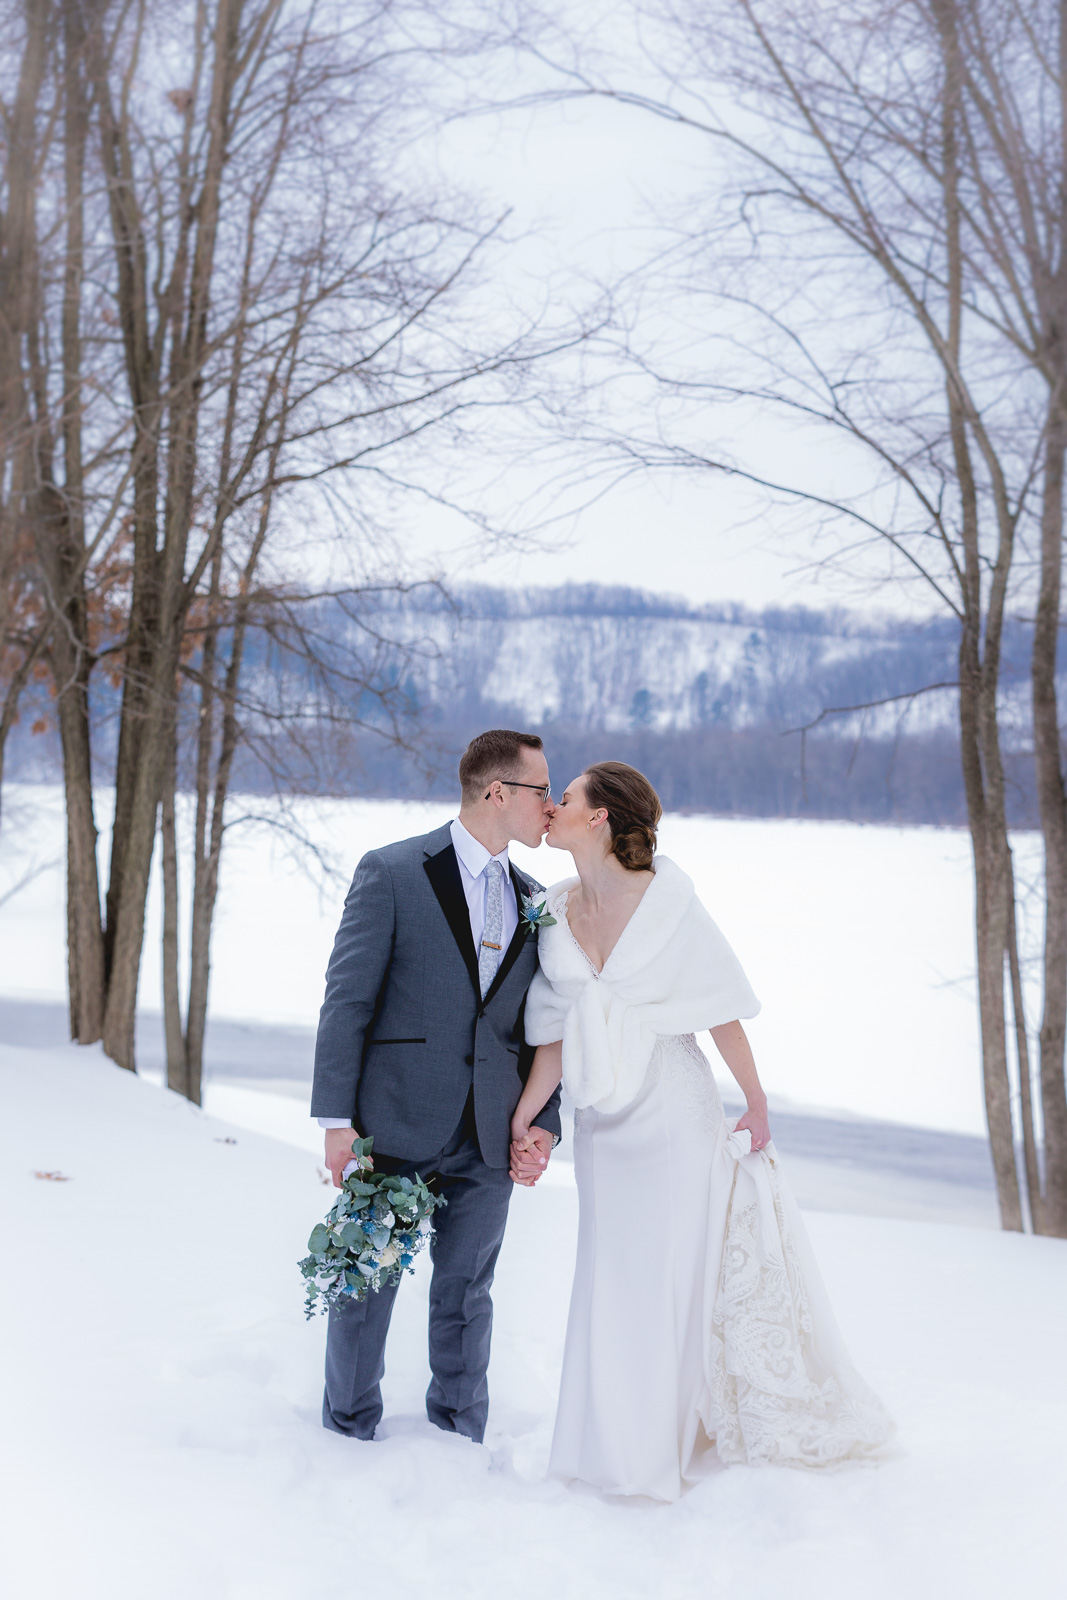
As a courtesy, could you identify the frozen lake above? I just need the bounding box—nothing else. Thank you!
[0,784,1028,1139]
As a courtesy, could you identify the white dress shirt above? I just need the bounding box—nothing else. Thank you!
[317,818,518,1129]
[448,816,519,954]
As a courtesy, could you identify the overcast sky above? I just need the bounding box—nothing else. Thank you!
[375,24,939,621]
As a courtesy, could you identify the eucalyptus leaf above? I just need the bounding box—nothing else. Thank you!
[300,1152,447,1316]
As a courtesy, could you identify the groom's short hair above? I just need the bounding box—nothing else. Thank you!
[459,729,544,802]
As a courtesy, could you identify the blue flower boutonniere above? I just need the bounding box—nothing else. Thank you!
[520,891,557,939]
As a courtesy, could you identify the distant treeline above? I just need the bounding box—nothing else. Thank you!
[230,713,1037,826]
[7,583,1050,826]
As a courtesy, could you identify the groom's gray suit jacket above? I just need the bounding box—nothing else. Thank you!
[311,821,561,1168]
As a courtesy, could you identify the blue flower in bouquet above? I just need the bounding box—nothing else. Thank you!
[298,1136,447,1318]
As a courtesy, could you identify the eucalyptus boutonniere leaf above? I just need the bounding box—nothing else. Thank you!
[520,892,557,938]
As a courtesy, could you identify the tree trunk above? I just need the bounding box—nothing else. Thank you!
[958,636,1023,1230]
[972,652,1023,1231]
[0,0,105,1041]
[101,658,169,1069]
[936,0,1022,1229]
[185,630,241,1109]
[94,0,241,1073]
[57,0,105,1045]
[184,542,223,1108]
[1007,895,1044,1233]
[1032,406,1067,1236]
[54,621,104,1044]
[160,705,188,1096]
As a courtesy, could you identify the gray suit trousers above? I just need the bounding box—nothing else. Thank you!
[322,1093,512,1445]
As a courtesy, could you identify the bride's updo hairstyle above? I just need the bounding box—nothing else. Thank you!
[582,761,662,872]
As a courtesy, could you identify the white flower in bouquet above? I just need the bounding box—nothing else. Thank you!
[298,1135,447,1318]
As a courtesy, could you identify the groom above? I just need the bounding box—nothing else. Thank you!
[311,728,561,1443]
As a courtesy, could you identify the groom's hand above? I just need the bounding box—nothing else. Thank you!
[324,1127,372,1188]
[509,1126,553,1187]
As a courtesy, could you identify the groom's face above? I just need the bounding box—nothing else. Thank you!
[502,747,553,849]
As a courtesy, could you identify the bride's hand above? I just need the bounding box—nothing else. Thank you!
[510,1115,541,1186]
[509,1137,537,1186]
[735,1102,771,1153]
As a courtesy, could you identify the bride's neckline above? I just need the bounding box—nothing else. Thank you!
[558,876,655,977]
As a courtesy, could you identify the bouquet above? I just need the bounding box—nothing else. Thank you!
[299,1136,446,1318]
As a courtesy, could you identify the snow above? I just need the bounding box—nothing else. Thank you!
[1,783,1057,1584]
[0,784,1039,1133]
[3,1037,1066,1600]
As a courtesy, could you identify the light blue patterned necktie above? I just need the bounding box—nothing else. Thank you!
[478,858,506,997]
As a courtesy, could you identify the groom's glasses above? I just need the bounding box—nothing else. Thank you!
[485,779,552,803]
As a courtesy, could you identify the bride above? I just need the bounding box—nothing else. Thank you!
[510,761,893,1501]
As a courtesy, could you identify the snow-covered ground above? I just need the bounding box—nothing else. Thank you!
[0,784,1034,1135]
[2,790,1064,1595]
[3,1038,1066,1600]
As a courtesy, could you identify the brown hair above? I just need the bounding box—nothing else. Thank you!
[459,728,545,803]
[582,761,661,871]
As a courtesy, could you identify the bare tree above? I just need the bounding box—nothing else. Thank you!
[514,0,1067,1230]
[0,0,112,1040]
[2,0,583,1096]
[946,1,1067,1240]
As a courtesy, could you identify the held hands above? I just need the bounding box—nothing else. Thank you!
[324,1127,374,1188]
[327,1123,549,1189]
[734,1100,771,1154]
[509,1117,553,1187]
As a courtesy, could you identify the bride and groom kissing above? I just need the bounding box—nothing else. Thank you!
[311,728,892,1502]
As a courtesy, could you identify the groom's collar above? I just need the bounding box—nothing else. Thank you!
[450,816,510,879]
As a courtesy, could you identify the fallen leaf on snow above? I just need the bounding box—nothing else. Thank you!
[34,1171,70,1182]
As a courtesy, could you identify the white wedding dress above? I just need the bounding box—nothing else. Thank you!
[526,861,894,1502]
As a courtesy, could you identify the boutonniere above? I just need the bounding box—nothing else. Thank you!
[520,891,557,938]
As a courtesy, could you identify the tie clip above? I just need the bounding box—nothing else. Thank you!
[481,940,502,950]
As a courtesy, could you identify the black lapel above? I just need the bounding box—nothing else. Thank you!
[423,841,480,997]
[483,863,540,1007]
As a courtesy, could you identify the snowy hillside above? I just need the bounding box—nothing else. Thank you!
[3,1037,1066,1600]
[347,584,971,737]
[10,584,1037,823]
[246,587,1040,821]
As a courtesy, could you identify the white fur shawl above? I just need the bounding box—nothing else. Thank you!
[525,855,760,1114]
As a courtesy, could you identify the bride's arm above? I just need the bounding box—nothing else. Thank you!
[512,1040,563,1139]
[710,1020,772,1151]
[509,1041,563,1185]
